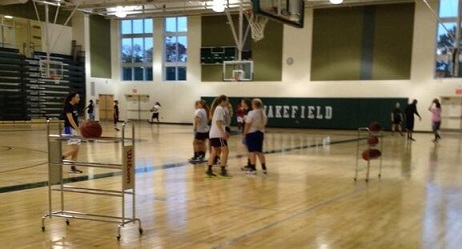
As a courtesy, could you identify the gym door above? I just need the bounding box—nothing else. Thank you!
[98,94,114,121]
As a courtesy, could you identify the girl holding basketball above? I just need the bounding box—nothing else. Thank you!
[243,98,268,175]
[62,92,82,173]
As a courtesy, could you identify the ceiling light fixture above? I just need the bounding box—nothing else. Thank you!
[329,0,343,4]
[114,6,127,18]
[4,15,13,19]
[212,0,225,12]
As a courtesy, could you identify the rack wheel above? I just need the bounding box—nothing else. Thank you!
[65,220,70,225]
[378,174,381,178]
[41,226,45,232]
[139,228,144,235]
[353,178,357,181]
[117,235,121,241]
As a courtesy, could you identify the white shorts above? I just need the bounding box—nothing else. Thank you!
[63,126,81,145]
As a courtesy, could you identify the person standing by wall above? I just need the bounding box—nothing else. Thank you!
[62,92,82,173]
[86,99,95,121]
[114,100,120,131]
[206,95,230,177]
[428,98,442,142]
[405,99,422,141]
[150,101,162,124]
[243,98,268,175]
[391,102,403,136]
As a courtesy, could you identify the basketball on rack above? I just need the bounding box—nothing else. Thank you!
[80,121,103,138]
[368,122,382,132]
[362,149,382,161]
[367,135,379,146]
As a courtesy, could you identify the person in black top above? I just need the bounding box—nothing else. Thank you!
[404,99,422,141]
[114,100,120,131]
[391,102,404,136]
[62,92,82,173]
[86,99,95,121]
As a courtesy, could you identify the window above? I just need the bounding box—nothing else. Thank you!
[164,17,187,81]
[435,0,461,78]
[121,18,153,81]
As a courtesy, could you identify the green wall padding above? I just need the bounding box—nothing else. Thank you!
[311,3,415,81]
[372,4,414,80]
[89,15,111,78]
[311,7,364,81]
[252,20,283,81]
[202,96,408,130]
[201,15,283,82]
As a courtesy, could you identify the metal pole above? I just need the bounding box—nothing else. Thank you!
[121,122,126,227]
[238,0,243,60]
[47,119,52,216]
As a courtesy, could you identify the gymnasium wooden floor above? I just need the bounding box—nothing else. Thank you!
[1,122,461,249]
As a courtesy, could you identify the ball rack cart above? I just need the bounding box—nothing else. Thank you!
[354,127,384,182]
[41,119,143,240]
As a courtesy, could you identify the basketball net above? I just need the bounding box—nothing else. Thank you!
[244,10,268,42]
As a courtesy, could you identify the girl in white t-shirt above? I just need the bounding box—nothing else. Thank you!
[206,95,230,177]
[243,98,268,175]
[190,100,209,163]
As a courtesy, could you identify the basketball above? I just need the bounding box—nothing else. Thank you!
[80,121,103,138]
[368,122,382,132]
[367,135,379,146]
[361,149,382,161]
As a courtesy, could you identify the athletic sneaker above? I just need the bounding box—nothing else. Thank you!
[69,168,83,173]
[219,169,231,177]
[262,169,267,175]
[245,169,257,175]
[240,165,252,171]
[205,170,216,177]
[189,157,200,163]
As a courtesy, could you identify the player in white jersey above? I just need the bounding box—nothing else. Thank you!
[206,95,230,177]
[190,100,209,163]
[243,98,268,175]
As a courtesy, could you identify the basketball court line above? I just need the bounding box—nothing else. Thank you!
[0,137,361,194]
[210,187,369,249]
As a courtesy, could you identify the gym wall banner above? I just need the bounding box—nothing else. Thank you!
[202,97,408,130]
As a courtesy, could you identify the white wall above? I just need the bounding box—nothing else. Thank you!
[82,2,461,131]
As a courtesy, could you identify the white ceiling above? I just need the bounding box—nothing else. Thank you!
[18,0,415,18]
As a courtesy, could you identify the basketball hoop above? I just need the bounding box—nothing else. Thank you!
[244,9,269,42]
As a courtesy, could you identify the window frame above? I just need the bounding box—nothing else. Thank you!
[120,18,154,81]
[163,16,188,81]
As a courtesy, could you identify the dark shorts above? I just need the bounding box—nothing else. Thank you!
[432,122,441,131]
[152,113,159,119]
[210,137,228,148]
[246,131,264,153]
[195,132,209,140]
[406,118,414,130]
[393,118,402,125]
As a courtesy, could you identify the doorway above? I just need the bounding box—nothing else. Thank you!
[98,94,114,121]
[125,94,150,121]
[440,96,462,131]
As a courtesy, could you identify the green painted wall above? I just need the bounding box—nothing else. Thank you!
[311,3,414,81]
[203,97,408,130]
[251,20,283,81]
[372,4,414,80]
[89,15,111,78]
[0,2,70,25]
[201,15,283,82]
[311,7,364,81]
